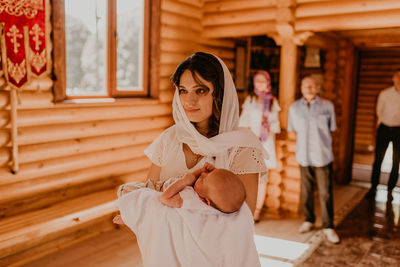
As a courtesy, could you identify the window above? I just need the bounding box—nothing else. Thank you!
[52,0,160,100]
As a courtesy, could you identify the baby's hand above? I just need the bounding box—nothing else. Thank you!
[203,162,215,172]
[113,215,124,225]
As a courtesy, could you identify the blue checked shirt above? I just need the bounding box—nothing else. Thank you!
[288,96,336,167]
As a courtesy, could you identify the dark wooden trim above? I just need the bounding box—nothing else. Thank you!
[108,0,117,97]
[51,0,66,102]
[338,41,358,184]
[148,0,161,98]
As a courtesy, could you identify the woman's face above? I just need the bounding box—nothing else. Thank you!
[254,74,270,93]
[178,70,214,126]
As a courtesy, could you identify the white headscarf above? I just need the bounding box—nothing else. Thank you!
[173,53,268,169]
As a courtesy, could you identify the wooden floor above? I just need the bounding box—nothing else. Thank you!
[25,184,368,267]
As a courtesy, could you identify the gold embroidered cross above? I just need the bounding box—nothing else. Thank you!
[29,24,43,51]
[6,25,22,54]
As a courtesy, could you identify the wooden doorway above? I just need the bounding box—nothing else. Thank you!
[352,47,400,186]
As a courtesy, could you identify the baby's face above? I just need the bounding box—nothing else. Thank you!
[193,169,216,200]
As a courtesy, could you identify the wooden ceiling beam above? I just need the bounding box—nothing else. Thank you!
[296,9,400,32]
[203,7,276,26]
[203,21,276,38]
[296,0,400,18]
[203,0,276,13]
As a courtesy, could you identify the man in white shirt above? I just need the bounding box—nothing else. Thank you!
[368,69,400,198]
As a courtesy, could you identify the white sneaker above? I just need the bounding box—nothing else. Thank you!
[298,221,314,233]
[323,228,340,244]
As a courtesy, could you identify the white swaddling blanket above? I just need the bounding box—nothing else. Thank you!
[115,187,261,267]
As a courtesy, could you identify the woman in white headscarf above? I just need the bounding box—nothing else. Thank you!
[140,52,267,214]
[239,70,281,222]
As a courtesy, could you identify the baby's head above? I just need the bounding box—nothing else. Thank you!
[194,168,246,213]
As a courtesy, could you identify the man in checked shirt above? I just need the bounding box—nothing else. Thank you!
[288,75,340,244]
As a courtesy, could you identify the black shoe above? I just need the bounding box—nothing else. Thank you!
[366,188,376,199]
[387,190,393,202]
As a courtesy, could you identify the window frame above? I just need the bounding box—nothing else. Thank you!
[52,0,160,101]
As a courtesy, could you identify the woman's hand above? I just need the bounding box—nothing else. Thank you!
[113,215,125,225]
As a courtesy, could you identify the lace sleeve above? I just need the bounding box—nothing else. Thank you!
[143,128,169,167]
[229,147,268,181]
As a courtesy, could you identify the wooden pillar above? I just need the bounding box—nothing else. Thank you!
[337,41,357,184]
[278,38,298,129]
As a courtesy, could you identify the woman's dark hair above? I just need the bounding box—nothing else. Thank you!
[171,52,224,137]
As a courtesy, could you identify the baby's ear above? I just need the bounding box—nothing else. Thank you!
[205,198,211,206]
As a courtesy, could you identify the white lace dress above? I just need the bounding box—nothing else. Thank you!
[144,126,267,182]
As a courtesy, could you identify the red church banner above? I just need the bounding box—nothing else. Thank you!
[0,0,47,88]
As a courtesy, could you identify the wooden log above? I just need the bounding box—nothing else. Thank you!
[0,130,9,149]
[159,90,174,103]
[22,76,53,91]
[203,21,276,38]
[296,9,400,32]
[296,0,400,18]
[266,184,282,197]
[0,111,9,128]
[175,0,202,8]
[280,201,299,214]
[0,190,117,259]
[0,157,150,204]
[282,177,300,192]
[204,0,276,13]
[160,64,177,78]
[281,190,300,205]
[352,36,400,48]
[16,116,173,146]
[0,148,9,167]
[285,166,301,180]
[201,47,235,60]
[203,7,276,26]
[198,38,235,49]
[160,51,189,65]
[161,0,201,20]
[0,176,119,218]
[16,103,172,127]
[118,168,150,183]
[160,77,173,91]
[161,11,202,32]
[0,91,53,110]
[16,129,162,164]
[0,219,115,267]
[0,144,150,186]
[161,39,202,53]
[161,24,199,42]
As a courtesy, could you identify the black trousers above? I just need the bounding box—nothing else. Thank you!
[371,124,400,191]
[300,163,334,229]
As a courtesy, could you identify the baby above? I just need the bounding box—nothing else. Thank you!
[113,162,246,224]
[160,162,246,213]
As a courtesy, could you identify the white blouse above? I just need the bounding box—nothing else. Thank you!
[239,96,281,169]
[144,126,267,182]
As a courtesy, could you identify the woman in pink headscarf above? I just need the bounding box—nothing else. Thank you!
[239,70,281,222]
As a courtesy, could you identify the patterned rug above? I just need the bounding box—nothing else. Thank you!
[297,187,400,266]
[293,186,369,266]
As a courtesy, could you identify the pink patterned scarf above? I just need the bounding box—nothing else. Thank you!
[253,71,273,143]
